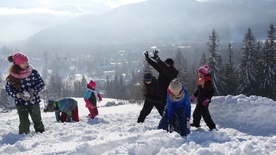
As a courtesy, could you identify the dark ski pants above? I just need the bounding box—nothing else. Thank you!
[192,103,216,130]
[158,106,190,136]
[137,100,163,123]
[160,92,167,115]
[17,104,45,134]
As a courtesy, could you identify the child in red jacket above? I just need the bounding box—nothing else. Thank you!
[84,80,102,119]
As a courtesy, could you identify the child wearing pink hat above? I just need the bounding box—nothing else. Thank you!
[83,80,102,119]
[190,64,217,131]
[6,52,45,134]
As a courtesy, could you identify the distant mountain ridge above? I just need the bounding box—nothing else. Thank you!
[27,0,276,47]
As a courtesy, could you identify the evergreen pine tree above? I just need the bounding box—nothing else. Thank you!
[200,53,207,65]
[73,75,87,97]
[47,71,63,98]
[0,78,9,111]
[206,29,224,95]
[63,80,73,97]
[105,75,112,97]
[143,59,153,74]
[118,74,127,100]
[127,69,143,101]
[238,28,258,96]
[42,51,49,80]
[81,75,88,96]
[258,24,276,100]
[174,48,188,83]
[223,43,237,95]
[255,41,263,95]
[113,71,120,99]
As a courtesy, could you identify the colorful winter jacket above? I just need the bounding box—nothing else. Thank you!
[193,74,215,105]
[6,68,45,106]
[84,88,102,108]
[166,86,191,121]
[53,98,78,116]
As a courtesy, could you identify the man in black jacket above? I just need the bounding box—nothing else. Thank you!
[137,73,163,123]
[144,50,179,115]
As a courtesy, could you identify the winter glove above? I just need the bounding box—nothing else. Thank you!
[144,51,149,59]
[190,95,195,102]
[98,93,102,101]
[16,93,24,98]
[202,98,210,106]
[28,88,35,101]
[16,93,30,101]
[151,50,160,60]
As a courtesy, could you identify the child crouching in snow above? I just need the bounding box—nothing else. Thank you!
[158,78,191,136]
[44,98,80,122]
[84,80,102,119]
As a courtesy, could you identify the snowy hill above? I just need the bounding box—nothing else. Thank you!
[0,95,275,154]
[27,0,276,48]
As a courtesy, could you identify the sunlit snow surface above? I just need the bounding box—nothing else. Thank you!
[0,95,275,155]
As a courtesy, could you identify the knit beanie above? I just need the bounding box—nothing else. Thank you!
[44,99,56,112]
[198,64,209,75]
[164,58,174,66]
[143,73,153,82]
[88,80,96,88]
[13,52,28,65]
[169,78,182,94]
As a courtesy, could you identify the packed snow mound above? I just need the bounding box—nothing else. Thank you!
[210,94,276,136]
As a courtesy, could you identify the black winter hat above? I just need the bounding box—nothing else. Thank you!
[144,73,153,82]
[164,58,174,66]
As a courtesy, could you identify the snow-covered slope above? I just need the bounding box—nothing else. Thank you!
[0,95,275,155]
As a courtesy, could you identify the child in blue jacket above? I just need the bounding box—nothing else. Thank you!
[158,78,191,136]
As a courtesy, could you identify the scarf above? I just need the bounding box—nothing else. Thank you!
[169,89,185,102]
[197,74,211,85]
[9,65,33,79]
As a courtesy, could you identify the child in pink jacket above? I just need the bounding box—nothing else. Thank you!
[84,80,102,119]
